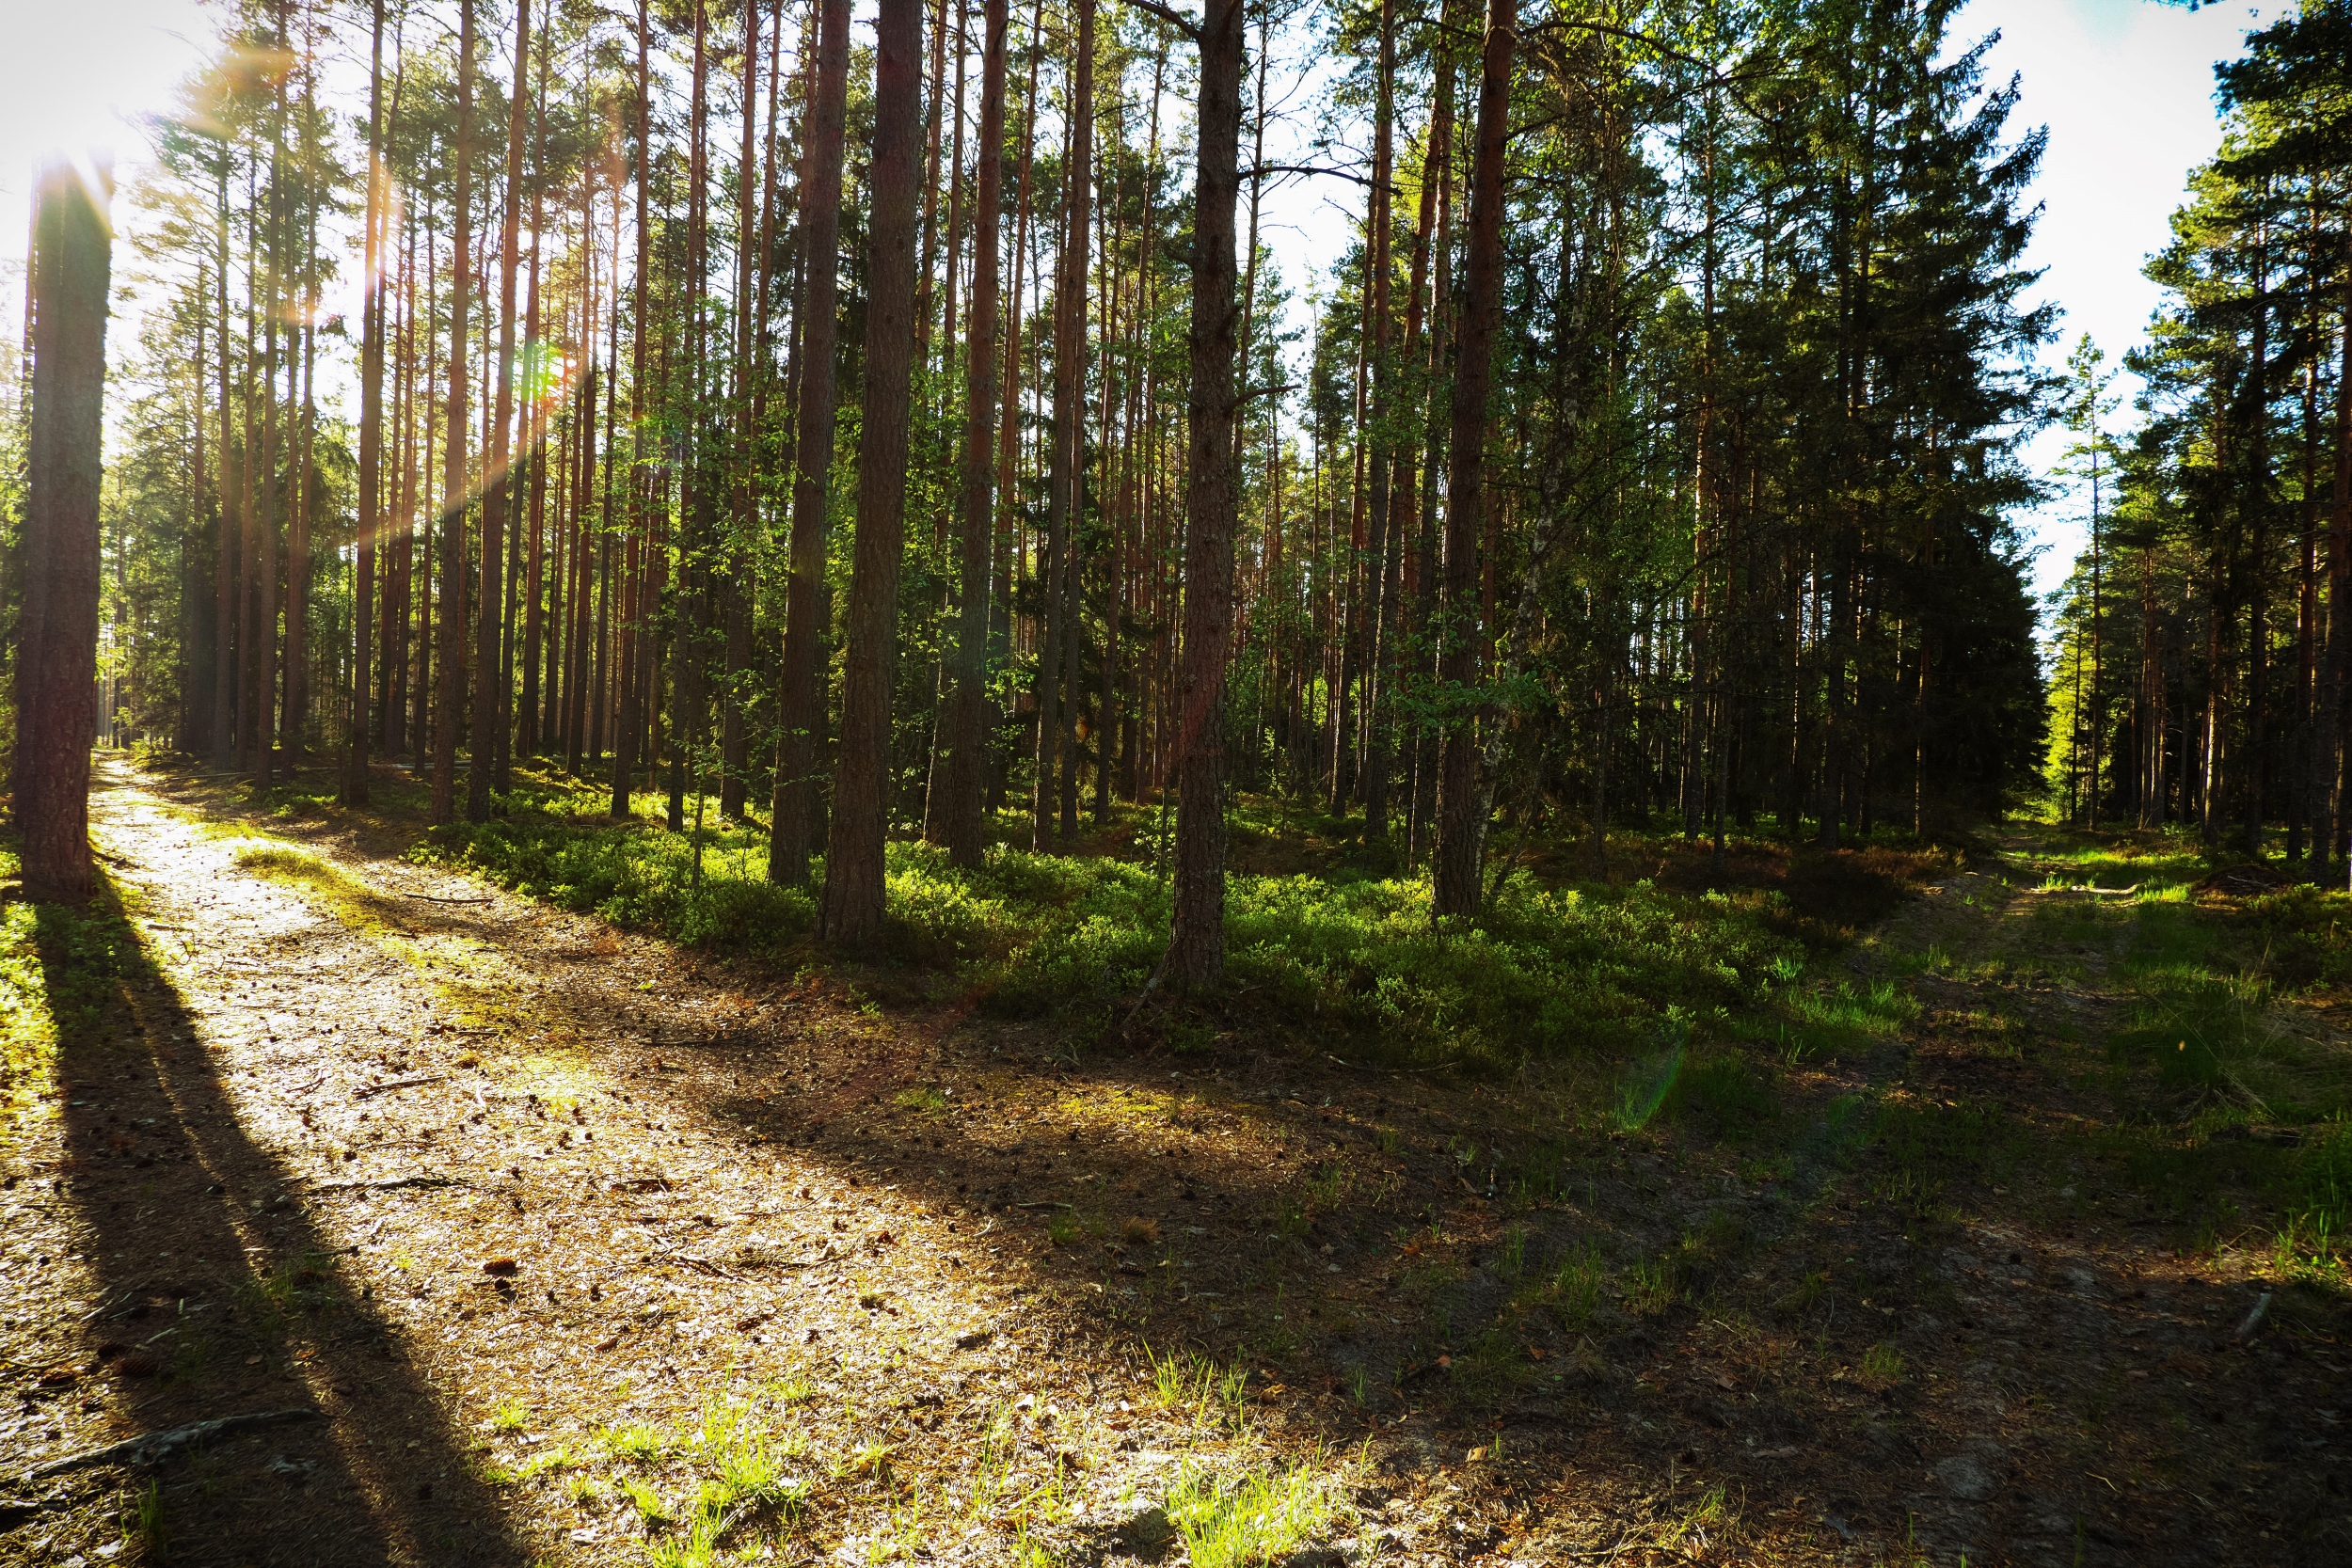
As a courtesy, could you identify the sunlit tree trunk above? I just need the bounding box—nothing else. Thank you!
[433,0,476,824]
[719,0,762,820]
[469,0,530,819]
[821,0,926,942]
[16,160,111,901]
[612,0,656,817]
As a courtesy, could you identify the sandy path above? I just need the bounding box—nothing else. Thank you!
[0,761,1271,1565]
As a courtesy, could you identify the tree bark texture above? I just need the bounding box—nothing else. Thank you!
[1163,0,1246,990]
[433,0,476,825]
[941,0,1009,866]
[16,160,112,902]
[771,0,852,884]
[819,0,925,942]
[1433,0,1513,919]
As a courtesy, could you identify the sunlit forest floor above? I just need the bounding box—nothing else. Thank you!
[1,755,2347,1566]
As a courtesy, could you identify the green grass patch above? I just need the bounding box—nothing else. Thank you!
[1164,1459,1347,1568]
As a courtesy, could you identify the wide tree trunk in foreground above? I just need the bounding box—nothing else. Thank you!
[770,0,853,884]
[819,0,925,942]
[17,159,112,903]
[1162,0,1246,990]
[1432,0,1514,919]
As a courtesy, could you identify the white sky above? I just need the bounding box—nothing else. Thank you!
[1965,0,2293,600]
[0,0,2297,610]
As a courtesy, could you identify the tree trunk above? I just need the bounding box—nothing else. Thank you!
[347,1,388,805]
[1034,11,1093,851]
[433,0,476,825]
[518,44,549,762]
[1410,6,1458,865]
[2244,230,2270,855]
[613,0,656,817]
[1360,0,1399,840]
[820,0,925,942]
[669,0,715,835]
[939,0,1009,866]
[720,0,762,820]
[2323,222,2352,876]
[1432,0,1514,920]
[470,0,530,820]
[16,161,111,902]
[1162,0,1246,990]
[213,157,239,769]
[771,0,852,883]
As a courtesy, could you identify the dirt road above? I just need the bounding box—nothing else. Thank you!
[0,763,2343,1566]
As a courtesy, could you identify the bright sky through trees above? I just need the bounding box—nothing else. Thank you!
[0,0,2307,604]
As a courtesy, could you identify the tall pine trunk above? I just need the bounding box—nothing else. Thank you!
[1162,0,1246,989]
[16,161,112,901]
[721,0,763,820]
[940,0,1009,865]
[1432,0,1514,920]
[1359,0,1399,839]
[471,0,530,820]
[820,0,926,942]
[433,0,477,824]
[770,0,852,883]
[613,0,656,817]
[1033,7,1093,851]
[346,1,388,805]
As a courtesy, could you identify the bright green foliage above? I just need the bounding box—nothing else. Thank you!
[1163,1461,1345,1568]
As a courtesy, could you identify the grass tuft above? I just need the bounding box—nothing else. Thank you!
[1164,1460,1346,1568]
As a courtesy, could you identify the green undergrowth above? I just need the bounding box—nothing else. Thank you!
[416,782,1816,1071]
[0,846,150,1148]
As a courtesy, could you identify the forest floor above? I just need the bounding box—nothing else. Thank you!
[0,757,2346,1568]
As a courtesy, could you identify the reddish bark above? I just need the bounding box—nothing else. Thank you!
[16,160,112,902]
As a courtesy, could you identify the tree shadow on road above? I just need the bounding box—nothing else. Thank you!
[6,851,534,1563]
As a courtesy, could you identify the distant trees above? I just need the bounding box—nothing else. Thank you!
[2047,0,2352,873]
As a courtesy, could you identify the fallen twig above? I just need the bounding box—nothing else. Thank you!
[0,1491,72,1528]
[19,1407,323,1482]
[308,1175,469,1193]
[352,1076,448,1100]
[1325,1054,1460,1076]
[405,893,494,905]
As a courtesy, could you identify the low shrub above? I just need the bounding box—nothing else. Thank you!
[417,791,1806,1071]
